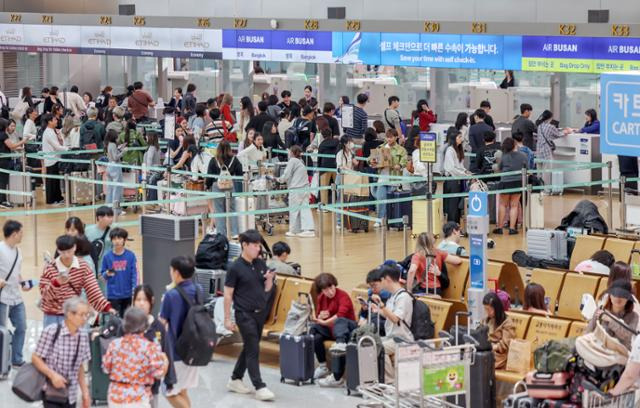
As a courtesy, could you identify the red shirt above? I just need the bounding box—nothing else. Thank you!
[316,288,356,323]
[411,250,447,289]
[221,104,237,142]
[128,90,153,120]
[415,111,437,132]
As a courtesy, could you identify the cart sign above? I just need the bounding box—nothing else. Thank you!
[422,364,466,397]
[419,132,437,163]
[601,72,640,157]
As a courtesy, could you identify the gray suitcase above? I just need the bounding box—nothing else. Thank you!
[8,173,31,206]
[527,229,568,261]
[503,392,529,408]
[345,334,384,395]
[0,326,12,378]
[194,268,226,301]
[70,171,94,205]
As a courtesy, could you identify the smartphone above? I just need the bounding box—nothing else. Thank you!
[20,279,34,289]
[357,297,367,306]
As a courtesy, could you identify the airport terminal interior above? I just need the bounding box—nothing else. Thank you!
[1,1,640,407]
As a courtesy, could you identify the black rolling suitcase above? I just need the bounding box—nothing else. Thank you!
[443,312,495,408]
[90,314,122,404]
[386,189,412,229]
[344,305,384,395]
[279,293,315,386]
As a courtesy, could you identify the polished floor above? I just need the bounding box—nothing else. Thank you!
[0,188,619,407]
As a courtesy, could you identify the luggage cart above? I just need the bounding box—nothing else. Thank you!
[122,169,143,213]
[582,386,637,408]
[360,339,475,408]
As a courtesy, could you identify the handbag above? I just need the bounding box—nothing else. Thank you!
[12,324,63,402]
[282,293,314,336]
[575,319,629,368]
[44,333,81,404]
[216,157,235,190]
[540,129,556,151]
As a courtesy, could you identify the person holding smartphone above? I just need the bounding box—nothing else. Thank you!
[224,230,276,401]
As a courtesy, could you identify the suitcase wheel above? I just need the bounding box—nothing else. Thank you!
[280,377,284,383]
[296,380,301,386]
[347,389,351,396]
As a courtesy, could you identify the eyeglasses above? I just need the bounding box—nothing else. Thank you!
[71,311,91,319]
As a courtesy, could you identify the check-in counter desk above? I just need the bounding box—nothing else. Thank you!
[551,133,602,195]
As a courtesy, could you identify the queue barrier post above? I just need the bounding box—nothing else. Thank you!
[426,163,433,234]
[331,183,337,258]
[64,174,71,219]
[21,149,27,208]
[32,191,38,267]
[141,180,147,215]
[620,176,627,231]
[607,161,613,230]
[402,215,409,257]
[166,167,172,214]
[113,201,120,223]
[225,191,232,240]
[381,217,388,264]
[527,184,533,230]
[318,203,324,274]
[90,159,96,208]
[521,166,528,233]
[243,173,250,232]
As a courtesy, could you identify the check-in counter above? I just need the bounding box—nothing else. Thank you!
[552,133,602,194]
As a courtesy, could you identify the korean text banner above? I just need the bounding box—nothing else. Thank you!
[332,32,522,70]
[601,73,640,157]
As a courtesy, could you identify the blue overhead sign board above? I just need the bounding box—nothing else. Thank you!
[601,72,640,157]
[223,29,332,63]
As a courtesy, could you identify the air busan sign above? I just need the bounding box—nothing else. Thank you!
[602,72,640,157]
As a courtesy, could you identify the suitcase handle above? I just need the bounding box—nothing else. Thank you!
[454,311,472,345]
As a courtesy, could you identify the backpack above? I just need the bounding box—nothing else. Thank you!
[195,233,229,270]
[285,118,310,148]
[216,157,235,190]
[398,289,435,340]
[534,338,576,373]
[174,285,217,366]
[283,294,313,336]
[81,125,97,148]
[90,227,110,270]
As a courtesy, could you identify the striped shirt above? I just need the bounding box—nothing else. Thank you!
[34,323,91,404]
[39,256,111,316]
[344,105,368,140]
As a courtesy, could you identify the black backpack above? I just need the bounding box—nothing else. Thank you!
[91,227,110,271]
[175,285,216,366]
[285,118,310,148]
[195,233,229,270]
[398,289,435,340]
[81,125,97,148]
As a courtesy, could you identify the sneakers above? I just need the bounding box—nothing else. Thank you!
[329,342,347,353]
[318,376,345,388]
[255,387,275,401]
[508,228,518,235]
[206,227,216,235]
[492,228,503,235]
[297,231,315,238]
[0,201,12,209]
[313,364,330,379]
[373,222,381,228]
[285,231,297,237]
[227,379,252,394]
[231,235,239,240]
[12,361,25,369]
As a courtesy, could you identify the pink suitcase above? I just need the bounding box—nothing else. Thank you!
[525,371,571,399]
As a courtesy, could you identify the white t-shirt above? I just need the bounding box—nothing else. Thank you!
[384,288,414,342]
[0,241,22,306]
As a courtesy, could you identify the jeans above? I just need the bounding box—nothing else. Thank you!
[106,165,123,206]
[288,190,314,234]
[43,401,75,408]
[0,302,26,365]
[0,167,8,203]
[232,310,266,390]
[212,184,238,237]
[146,172,163,202]
[310,318,358,364]
[374,185,389,220]
[43,314,65,328]
[108,298,132,318]
[45,163,63,204]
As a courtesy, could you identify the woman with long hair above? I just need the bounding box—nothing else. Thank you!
[118,119,147,165]
[454,112,470,152]
[523,283,548,315]
[238,96,255,142]
[483,292,516,369]
[442,127,470,223]
[494,137,529,235]
[237,132,266,170]
[406,232,461,295]
[411,99,436,132]
[206,140,243,238]
[143,131,163,207]
[535,110,568,189]
[578,108,600,134]
[219,93,237,142]
[105,129,126,211]
[62,216,96,273]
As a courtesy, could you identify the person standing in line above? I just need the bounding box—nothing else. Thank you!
[383,96,404,140]
[224,230,276,401]
[344,93,369,142]
[100,228,138,318]
[39,235,114,327]
[159,256,201,408]
[42,113,67,205]
[32,296,92,408]
[127,81,155,122]
[104,129,127,212]
[277,145,316,238]
[0,220,32,368]
[442,127,471,224]
[85,206,115,276]
[479,100,495,130]
[511,103,537,151]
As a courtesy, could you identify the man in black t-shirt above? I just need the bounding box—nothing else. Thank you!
[224,230,276,401]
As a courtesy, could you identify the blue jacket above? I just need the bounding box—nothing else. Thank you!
[579,120,600,134]
[101,249,138,300]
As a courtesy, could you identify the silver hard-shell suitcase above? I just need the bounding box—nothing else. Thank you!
[527,229,568,261]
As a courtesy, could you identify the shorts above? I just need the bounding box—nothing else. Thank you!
[108,401,151,408]
[165,361,199,396]
[500,180,522,191]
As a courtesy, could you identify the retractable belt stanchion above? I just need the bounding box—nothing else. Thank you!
[318,203,324,273]
[620,176,627,231]
[521,166,528,233]
[337,170,344,235]
[381,217,388,264]
[427,163,433,234]
[403,215,409,257]
[32,191,38,267]
[527,185,533,231]
[90,159,96,208]
[225,191,232,239]
[166,167,172,214]
[331,183,337,258]
[607,161,614,230]
[141,181,147,215]
[243,173,250,232]
[21,150,27,207]
[113,201,120,223]
[64,174,71,218]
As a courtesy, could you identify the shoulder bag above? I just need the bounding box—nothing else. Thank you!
[0,249,19,297]
[216,157,235,190]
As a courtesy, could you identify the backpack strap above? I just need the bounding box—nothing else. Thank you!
[394,289,414,331]
[175,285,194,308]
[100,226,110,242]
